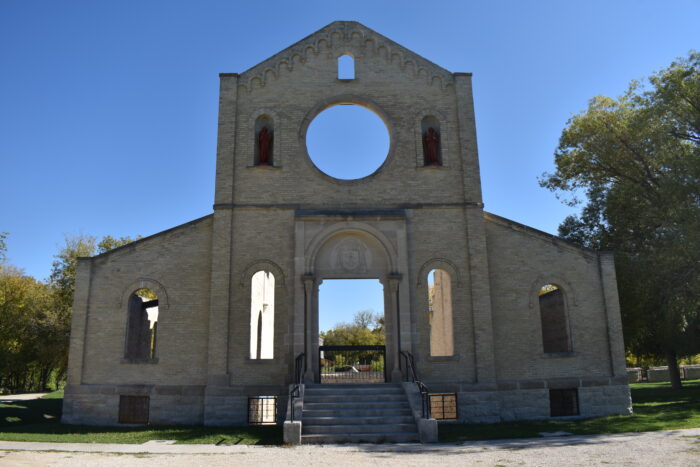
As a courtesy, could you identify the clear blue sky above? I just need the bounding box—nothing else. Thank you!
[2,1,698,327]
[319,280,384,332]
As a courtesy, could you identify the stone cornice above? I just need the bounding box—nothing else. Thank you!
[238,21,456,93]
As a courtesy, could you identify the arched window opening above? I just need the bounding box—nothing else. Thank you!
[125,288,158,361]
[254,115,274,166]
[538,284,571,353]
[250,270,275,359]
[338,54,355,80]
[421,116,442,166]
[428,268,453,356]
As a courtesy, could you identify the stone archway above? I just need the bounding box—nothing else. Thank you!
[299,225,404,383]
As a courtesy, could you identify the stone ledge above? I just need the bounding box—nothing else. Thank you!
[245,165,282,170]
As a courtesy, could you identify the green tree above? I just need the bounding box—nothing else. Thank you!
[0,265,54,392]
[47,234,139,386]
[321,310,385,346]
[320,311,386,374]
[49,235,97,319]
[541,52,700,389]
[0,232,8,264]
[97,235,139,254]
[0,233,139,392]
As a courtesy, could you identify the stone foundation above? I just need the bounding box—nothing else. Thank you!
[436,377,631,424]
[63,384,287,427]
[63,378,631,426]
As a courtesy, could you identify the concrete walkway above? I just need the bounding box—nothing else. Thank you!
[0,428,699,466]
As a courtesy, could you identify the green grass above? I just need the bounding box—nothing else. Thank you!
[1,380,698,445]
[440,379,700,443]
[0,391,281,445]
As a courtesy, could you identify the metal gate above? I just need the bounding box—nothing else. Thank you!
[319,345,386,383]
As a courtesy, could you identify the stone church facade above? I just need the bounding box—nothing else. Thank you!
[63,22,631,434]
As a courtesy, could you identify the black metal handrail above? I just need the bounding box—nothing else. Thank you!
[400,350,430,419]
[290,352,305,422]
[294,352,305,384]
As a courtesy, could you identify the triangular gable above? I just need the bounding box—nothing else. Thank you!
[238,21,456,92]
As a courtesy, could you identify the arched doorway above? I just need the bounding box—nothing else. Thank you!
[318,279,385,383]
[301,226,404,383]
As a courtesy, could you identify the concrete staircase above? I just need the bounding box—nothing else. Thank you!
[301,383,419,444]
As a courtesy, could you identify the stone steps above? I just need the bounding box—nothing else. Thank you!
[301,432,420,444]
[303,415,415,425]
[301,383,419,444]
[306,385,404,394]
[304,394,410,403]
[303,408,413,417]
[304,423,418,434]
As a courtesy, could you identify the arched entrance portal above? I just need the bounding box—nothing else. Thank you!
[318,279,385,383]
[299,225,405,383]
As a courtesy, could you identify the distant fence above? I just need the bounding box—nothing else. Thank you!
[319,345,386,384]
[626,365,700,383]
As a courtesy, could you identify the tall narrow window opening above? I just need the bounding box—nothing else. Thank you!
[250,271,275,359]
[421,116,442,166]
[254,115,274,166]
[124,288,158,361]
[538,284,571,353]
[338,54,355,79]
[428,269,453,356]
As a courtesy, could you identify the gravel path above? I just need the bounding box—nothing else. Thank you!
[0,393,48,403]
[1,428,699,466]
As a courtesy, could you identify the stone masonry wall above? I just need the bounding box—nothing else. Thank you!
[68,215,214,389]
[223,23,476,210]
[485,214,617,382]
[64,21,631,428]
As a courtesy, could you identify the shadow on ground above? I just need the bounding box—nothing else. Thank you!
[1,380,697,447]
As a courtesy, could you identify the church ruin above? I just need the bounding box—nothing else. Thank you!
[63,21,631,443]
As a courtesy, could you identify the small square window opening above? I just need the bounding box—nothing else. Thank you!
[429,393,457,420]
[248,396,277,425]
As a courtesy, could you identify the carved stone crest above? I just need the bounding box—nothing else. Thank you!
[334,238,369,272]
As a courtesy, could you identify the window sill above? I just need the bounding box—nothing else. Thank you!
[550,414,583,419]
[245,358,276,363]
[427,355,459,362]
[542,352,575,358]
[416,165,448,170]
[246,165,282,170]
[337,78,355,83]
[121,358,159,364]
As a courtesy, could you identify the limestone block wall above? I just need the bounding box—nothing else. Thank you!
[407,207,475,383]
[627,367,643,383]
[456,388,502,423]
[484,214,617,382]
[64,216,214,425]
[63,21,632,428]
[627,365,700,382]
[685,365,700,379]
[453,381,631,424]
[227,209,296,386]
[498,388,549,421]
[75,215,213,387]
[648,366,673,382]
[216,23,479,212]
[63,384,205,426]
[204,386,287,426]
[578,384,632,417]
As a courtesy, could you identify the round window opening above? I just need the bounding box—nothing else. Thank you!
[306,104,390,180]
